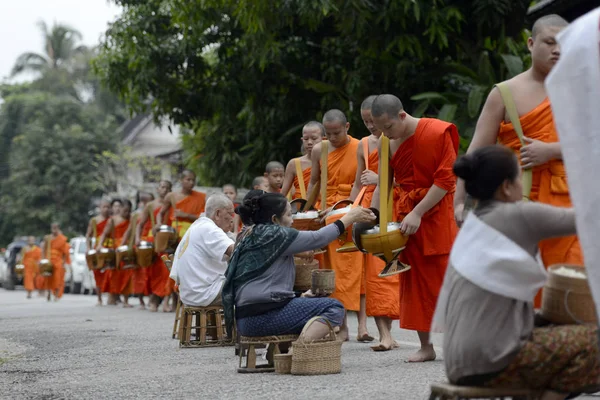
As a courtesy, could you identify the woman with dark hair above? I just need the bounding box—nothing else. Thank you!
[434,145,599,399]
[223,190,376,341]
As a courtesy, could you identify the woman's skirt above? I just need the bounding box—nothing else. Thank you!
[484,325,600,394]
[236,297,344,337]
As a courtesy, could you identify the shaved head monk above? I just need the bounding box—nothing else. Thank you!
[281,121,325,200]
[453,14,581,306]
[264,161,285,193]
[349,95,400,351]
[371,94,459,362]
[136,180,172,312]
[307,108,367,342]
[85,199,111,306]
[21,236,42,299]
[46,223,71,302]
[252,176,270,191]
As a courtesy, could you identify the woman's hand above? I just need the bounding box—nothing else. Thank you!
[345,207,376,225]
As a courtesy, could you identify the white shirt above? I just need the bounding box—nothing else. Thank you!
[171,217,234,306]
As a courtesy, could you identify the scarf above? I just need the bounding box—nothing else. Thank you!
[222,224,299,336]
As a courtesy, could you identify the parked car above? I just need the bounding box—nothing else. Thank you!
[1,238,28,290]
[66,237,96,295]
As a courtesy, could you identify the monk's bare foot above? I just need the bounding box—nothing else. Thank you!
[148,304,158,312]
[47,292,51,301]
[123,303,133,308]
[139,305,146,310]
[392,340,400,349]
[96,301,103,307]
[406,346,436,363]
[27,293,32,299]
[107,299,117,305]
[53,297,60,302]
[337,328,349,342]
[356,333,375,342]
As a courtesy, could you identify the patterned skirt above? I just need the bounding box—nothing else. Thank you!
[236,298,345,337]
[485,325,600,394]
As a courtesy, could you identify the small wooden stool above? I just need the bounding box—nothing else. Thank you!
[429,383,538,400]
[179,305,234,348]
[237,335,299,373]
[172,299,183,339]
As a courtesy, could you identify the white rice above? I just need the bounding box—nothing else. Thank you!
[293,211,319,219]
[552,266,587,279]
[366,223,401,234]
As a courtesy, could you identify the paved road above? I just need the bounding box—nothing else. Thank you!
[0,289,598,400]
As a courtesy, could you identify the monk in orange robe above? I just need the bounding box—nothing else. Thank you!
[281,121,325,201]
[85,199,111,306]
[136,180,172,312]
[307,109,364,342]
[45,223,71,301]
[21,236,42,299]
[157,170,205,312]
[349,96,400,351]
[453,15,579,307]
[98,200,134,307]
[371,94,459,362]
[264,161,285,194]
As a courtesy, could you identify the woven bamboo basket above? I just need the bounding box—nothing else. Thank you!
[311,270,335,296]
[292,216,323,231]
[541,264,597,325]
[274,353,293,374]
[291,317,342,375]
[294,258,318,291]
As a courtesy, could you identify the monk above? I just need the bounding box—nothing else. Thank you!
[45,223,71,302]
[98,200,134,307]
[21,236,42,299]
[281,121,325,200]
[264,161,285,193]
[307,109,364,342]
[136,180,172,312]
[251,176,270,191]
[223,184,242,233]
[157,170,206,312]
[85,199,111,306]
[349,96,400,351]
[453,15,580,307]
[371,94,459,362]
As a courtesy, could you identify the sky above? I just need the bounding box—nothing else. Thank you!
[0,0,122,82]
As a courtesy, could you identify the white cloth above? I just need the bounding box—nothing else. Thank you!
[172,217,234,306]
[546,7,600,323]
[432,213,547,333]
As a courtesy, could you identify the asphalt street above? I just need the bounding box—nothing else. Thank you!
[0,289,598,400]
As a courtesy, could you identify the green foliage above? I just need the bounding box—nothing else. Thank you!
[95,0,532,185]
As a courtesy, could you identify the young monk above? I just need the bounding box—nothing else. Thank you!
[136,180,172,312]
[223,184,242,233]
[371,94,459,362]
[281,121,325,200]
[349,96,400,351]
[98,200,134,308]
[21,236,42,299]
[264,161,285,193]
[85,199,111,306]
[252,176,270,191]
[307,109,363,342]
[157,170,206,312]
[453,15,580,307]
[44,223,71,302]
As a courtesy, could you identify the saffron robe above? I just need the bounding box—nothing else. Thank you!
[142,206,171,297]
[361,146,400,319]
[319,136,363,311]
[104,220,133,295]
[93,218,109,292]
[292,165,312,200]
[170,190,206,239]
[498,98,583,306]
[392,119,459,331]
[130,216,149,295]
[22,246,42,292]
[49,234,71,298]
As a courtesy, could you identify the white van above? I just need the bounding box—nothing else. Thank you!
[68,237,96,294]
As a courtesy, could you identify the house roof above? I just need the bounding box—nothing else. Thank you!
[119,114,182,158]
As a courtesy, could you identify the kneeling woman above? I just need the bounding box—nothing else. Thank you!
[222,190,375,341]
[434,145,599,400]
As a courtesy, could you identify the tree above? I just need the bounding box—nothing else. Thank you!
[11,21,87,77]
[95,0,532,186]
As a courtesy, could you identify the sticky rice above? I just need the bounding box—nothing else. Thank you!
[365,222,401,234]
[293,211,319,219]
[552,266,587,279]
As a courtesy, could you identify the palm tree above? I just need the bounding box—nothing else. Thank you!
[11,21,87,76]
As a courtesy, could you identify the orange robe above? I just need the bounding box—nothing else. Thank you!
[392,119,459,331]
[142,206,171,297]
[93,218,109,292]
[319,137,363,311]
[292,166,312,200]
[22,246,42,292]
[49,234,71,298]
[498,98,583,306]
[361,147,400,319]
[105,220,133,295]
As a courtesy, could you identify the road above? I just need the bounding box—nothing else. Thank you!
[0,289,598,400]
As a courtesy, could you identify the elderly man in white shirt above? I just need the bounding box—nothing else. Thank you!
[170,193,235,307]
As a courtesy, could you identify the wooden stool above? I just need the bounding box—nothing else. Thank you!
[429,383,538,400]
[172,299,183,339]
[237,335,299,373]
[179,305,234,348]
